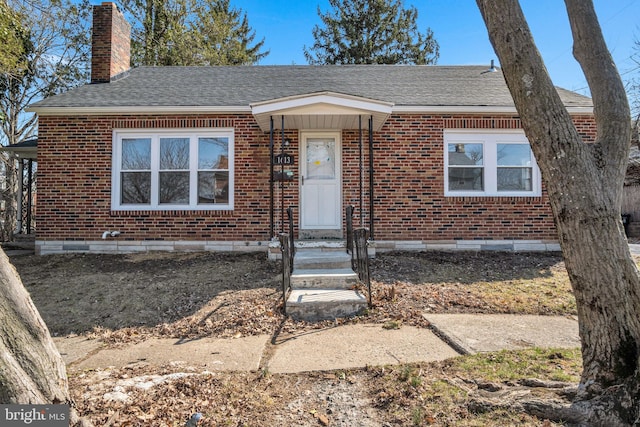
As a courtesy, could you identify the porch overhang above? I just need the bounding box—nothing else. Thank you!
[0,137,38,160]
[251,92,393,132]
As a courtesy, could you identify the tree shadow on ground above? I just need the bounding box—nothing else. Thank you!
[10,251,281,336]
[370,250,563,285]
[9,250,569,337]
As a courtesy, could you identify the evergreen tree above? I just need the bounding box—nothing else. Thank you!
[119,0,268,66]
[191,0,268,65]
[304,0,439,65]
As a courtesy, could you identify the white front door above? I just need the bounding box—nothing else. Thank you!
[300,132,342,238]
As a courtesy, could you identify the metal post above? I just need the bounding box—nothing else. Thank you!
[359,115,364,227]
[369,115,375,240]
[15,159,23,234]
[26,159,32,234]
[281,115,285,233]
[269,116,274,238]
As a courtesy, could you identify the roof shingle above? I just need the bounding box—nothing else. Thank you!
[29,65,592,110]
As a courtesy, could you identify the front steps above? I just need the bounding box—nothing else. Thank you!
[286,247,368,321]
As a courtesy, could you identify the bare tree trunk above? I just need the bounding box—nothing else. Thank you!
[0,249,69,403]
[477,1,640,425]
[0,249,93,426]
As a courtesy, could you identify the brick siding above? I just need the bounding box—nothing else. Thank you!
[36,113,596,250]
[91,2,131,83]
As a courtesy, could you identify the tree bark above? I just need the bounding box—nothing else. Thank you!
[0,248,70,403]
[476,1,640,424]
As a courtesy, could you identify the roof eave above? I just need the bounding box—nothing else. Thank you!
[393,105,594,114]
[26,104,594,117]
[26,105,252,116]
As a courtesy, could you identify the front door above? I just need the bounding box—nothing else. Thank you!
[300,132,342,238]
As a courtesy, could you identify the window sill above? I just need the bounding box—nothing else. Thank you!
[110,209,234,217]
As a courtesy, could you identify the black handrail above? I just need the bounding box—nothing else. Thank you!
[346,205,354,255]
[354,228,372,308]
[287,206,296,263]
[279,232,292,315]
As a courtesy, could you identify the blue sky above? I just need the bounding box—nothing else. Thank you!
[234,0,640,96]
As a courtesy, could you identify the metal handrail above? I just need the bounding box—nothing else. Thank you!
[354,228,372,308]
[287,206,296,264]
[346,205,354,255]
[279,232,292,315]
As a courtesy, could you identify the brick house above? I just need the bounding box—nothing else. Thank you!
[28,2,595,256]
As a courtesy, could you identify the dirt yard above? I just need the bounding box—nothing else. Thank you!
[9,249,579,426]
[10,250,573,342]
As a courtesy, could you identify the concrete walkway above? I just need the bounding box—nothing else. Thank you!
[54,314,580,374]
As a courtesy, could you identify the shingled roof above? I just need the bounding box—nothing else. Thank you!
[29,65,592,113]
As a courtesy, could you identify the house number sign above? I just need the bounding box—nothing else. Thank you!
[274,153,294,165]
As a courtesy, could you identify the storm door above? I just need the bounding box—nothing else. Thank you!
[300,132,342,237]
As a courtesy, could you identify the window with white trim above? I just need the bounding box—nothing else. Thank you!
[444,130,541,197]
[112,129,234,210]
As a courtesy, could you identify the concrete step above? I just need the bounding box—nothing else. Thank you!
[293,249,352,270]
[291,268,359,289]
[286,289,368,321]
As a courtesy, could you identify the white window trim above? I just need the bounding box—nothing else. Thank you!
[112,128,234,211]
[444,130,541,197]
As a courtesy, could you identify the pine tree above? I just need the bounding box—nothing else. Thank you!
[304,0,439,65]
[120,0,268,66]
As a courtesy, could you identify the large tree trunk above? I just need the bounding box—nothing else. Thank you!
[0,248,81,412]
[477,1,640,425]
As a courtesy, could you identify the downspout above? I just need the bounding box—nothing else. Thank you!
[269,116,274,238]
[369,115,374,240]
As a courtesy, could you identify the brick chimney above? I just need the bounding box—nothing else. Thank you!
[91,2,131,83]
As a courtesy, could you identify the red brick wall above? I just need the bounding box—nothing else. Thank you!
[37,114,274,242]
[91,2,131,83]
[36,113,596,244]
[342,114,596,242]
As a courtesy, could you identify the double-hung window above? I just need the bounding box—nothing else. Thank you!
[444,130,540,197]
[113,129,234,210]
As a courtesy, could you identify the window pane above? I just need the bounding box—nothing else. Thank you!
[448,143,483,165]
[160,138,189,169]
[448,167,484,191]
[497,144,531,166]
[198,171,229,204]
[498,167,532,191]
[307,138,336,179]
[121,172,151,204]
[199,137,229,169]
[159,171,189,204]
[122,138,151,170]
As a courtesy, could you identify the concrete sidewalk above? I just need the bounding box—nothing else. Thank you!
[54,314,580,374]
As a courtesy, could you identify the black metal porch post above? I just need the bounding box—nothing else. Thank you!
[269,116,274,238]
[27,159,33,234]
[369,115,374,239]
[359,115,364,227]
[281,115,285,233]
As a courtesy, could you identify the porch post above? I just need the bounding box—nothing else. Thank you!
[281,115,285,233]
[15,159,23,234]
[359,115,364,226]
[269,116,274,238]
[26,159,33,234]
[369,115,374,239]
